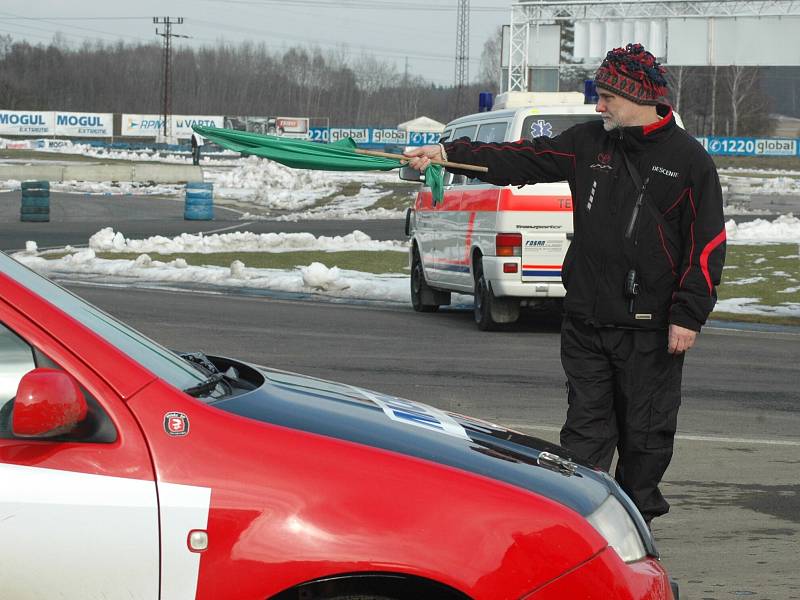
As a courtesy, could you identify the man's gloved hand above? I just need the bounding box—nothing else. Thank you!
[668,324,697,354]
[403,144,444,171]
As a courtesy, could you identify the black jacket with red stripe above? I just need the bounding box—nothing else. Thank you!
[443,107,726,332]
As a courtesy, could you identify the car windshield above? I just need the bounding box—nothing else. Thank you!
[521,114,601,140]
[1,252,207,391]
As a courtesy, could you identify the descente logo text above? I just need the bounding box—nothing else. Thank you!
[652,165,679,178]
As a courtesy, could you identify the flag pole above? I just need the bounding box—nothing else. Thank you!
[353,148,488,173]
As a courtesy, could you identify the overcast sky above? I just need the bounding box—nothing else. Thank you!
[0,0,512,85]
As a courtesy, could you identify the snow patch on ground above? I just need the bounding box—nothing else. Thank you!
[14,250,413,303]
[714,297,800,317]
[87,227,408,254]
[725,214,800,244]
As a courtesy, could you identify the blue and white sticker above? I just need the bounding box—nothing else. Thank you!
[351,387,469,440]
[529,119,554,138]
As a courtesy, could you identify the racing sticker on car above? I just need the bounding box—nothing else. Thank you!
[164,412,190,436]
[350,386,470,440]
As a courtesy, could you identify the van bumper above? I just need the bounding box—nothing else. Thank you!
[483,257,566,299]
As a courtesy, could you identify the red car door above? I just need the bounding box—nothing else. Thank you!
[0,298,160,600]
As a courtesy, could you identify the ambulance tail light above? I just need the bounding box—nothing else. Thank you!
[496,233,522,257]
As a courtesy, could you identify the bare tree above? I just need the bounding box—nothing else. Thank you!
[726,65,760,136]
[0,35,502,125]
[666,65,688,114]
[478,26,503,89]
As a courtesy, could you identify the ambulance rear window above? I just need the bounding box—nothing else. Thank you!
[521,114,601,140]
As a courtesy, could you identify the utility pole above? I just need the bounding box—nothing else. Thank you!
[454,0,470,117]
[154,17,188,141]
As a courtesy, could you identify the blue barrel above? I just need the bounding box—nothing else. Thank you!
[20,180,50,222]
[184,182,214,221]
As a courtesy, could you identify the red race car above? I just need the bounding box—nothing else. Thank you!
[0,250,676,600]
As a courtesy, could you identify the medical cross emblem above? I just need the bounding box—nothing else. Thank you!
[529,120,553,138]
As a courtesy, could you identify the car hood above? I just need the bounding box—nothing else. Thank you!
[216,363,618,520]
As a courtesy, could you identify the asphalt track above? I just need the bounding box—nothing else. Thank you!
[0,191,402,252]
[65,284,800,600]
[3,190,799,599]
[0,189,784,252]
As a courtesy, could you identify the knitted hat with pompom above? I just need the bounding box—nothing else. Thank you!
[594,43,668,105]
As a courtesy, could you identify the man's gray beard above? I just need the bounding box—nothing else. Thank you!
[602,118,620,132]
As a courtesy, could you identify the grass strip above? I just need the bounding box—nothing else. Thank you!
[719,244,800,305]
[43,244,799,325]
[714,244,800,326]
[62,250,411,275]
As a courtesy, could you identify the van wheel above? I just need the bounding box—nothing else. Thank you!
[411,251,439,313]
[474,264,499,331]
[474,262,520,331]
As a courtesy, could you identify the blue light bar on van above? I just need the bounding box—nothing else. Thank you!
[478,91,494,112]
[584,80,598,104]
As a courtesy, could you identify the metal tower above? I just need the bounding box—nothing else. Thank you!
[507,0,800,92]
[154,17,188,139]
[454,0,470,115]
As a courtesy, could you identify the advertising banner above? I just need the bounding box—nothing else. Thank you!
[274,117,309,134]
[122,114,165,137]
[329,128,370,144]
[0,110,54,136]
[371,128,409,145]
[407,131,442,146]
[697,136,799,157]
[223,115,309,138]
[173,115,224,138]
[54,112,113,137]
[308,128,440,147]
[122,114,224,137]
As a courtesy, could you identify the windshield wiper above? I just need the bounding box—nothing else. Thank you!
[179,351,257,398]
[183,372,227,398]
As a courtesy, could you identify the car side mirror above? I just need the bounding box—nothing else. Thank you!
[12,368,88,438]
[399,165,424,182]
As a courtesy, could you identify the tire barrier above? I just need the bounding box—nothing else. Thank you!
[184,182,214,221]
[20,180,50,222]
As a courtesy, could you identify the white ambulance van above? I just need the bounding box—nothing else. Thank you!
[403,91,600,330]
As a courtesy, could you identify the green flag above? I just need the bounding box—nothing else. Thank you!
[192,125,443,202]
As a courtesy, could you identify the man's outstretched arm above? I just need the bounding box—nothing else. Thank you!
[404,130,579,188]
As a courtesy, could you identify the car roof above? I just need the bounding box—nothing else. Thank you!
[446,105,599,129]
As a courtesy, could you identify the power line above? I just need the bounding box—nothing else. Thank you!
[0,10,151,43]
[154,17,189,139]
[192,0,504,11]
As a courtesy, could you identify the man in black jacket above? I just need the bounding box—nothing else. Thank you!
[405,43,726,524]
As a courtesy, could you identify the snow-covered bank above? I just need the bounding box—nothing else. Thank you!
[12,214,800,319]
[15,248,411,303]
[85,227,408,254]
[726,214,800,244]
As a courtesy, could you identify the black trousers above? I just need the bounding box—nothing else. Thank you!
[560,317,685,522]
